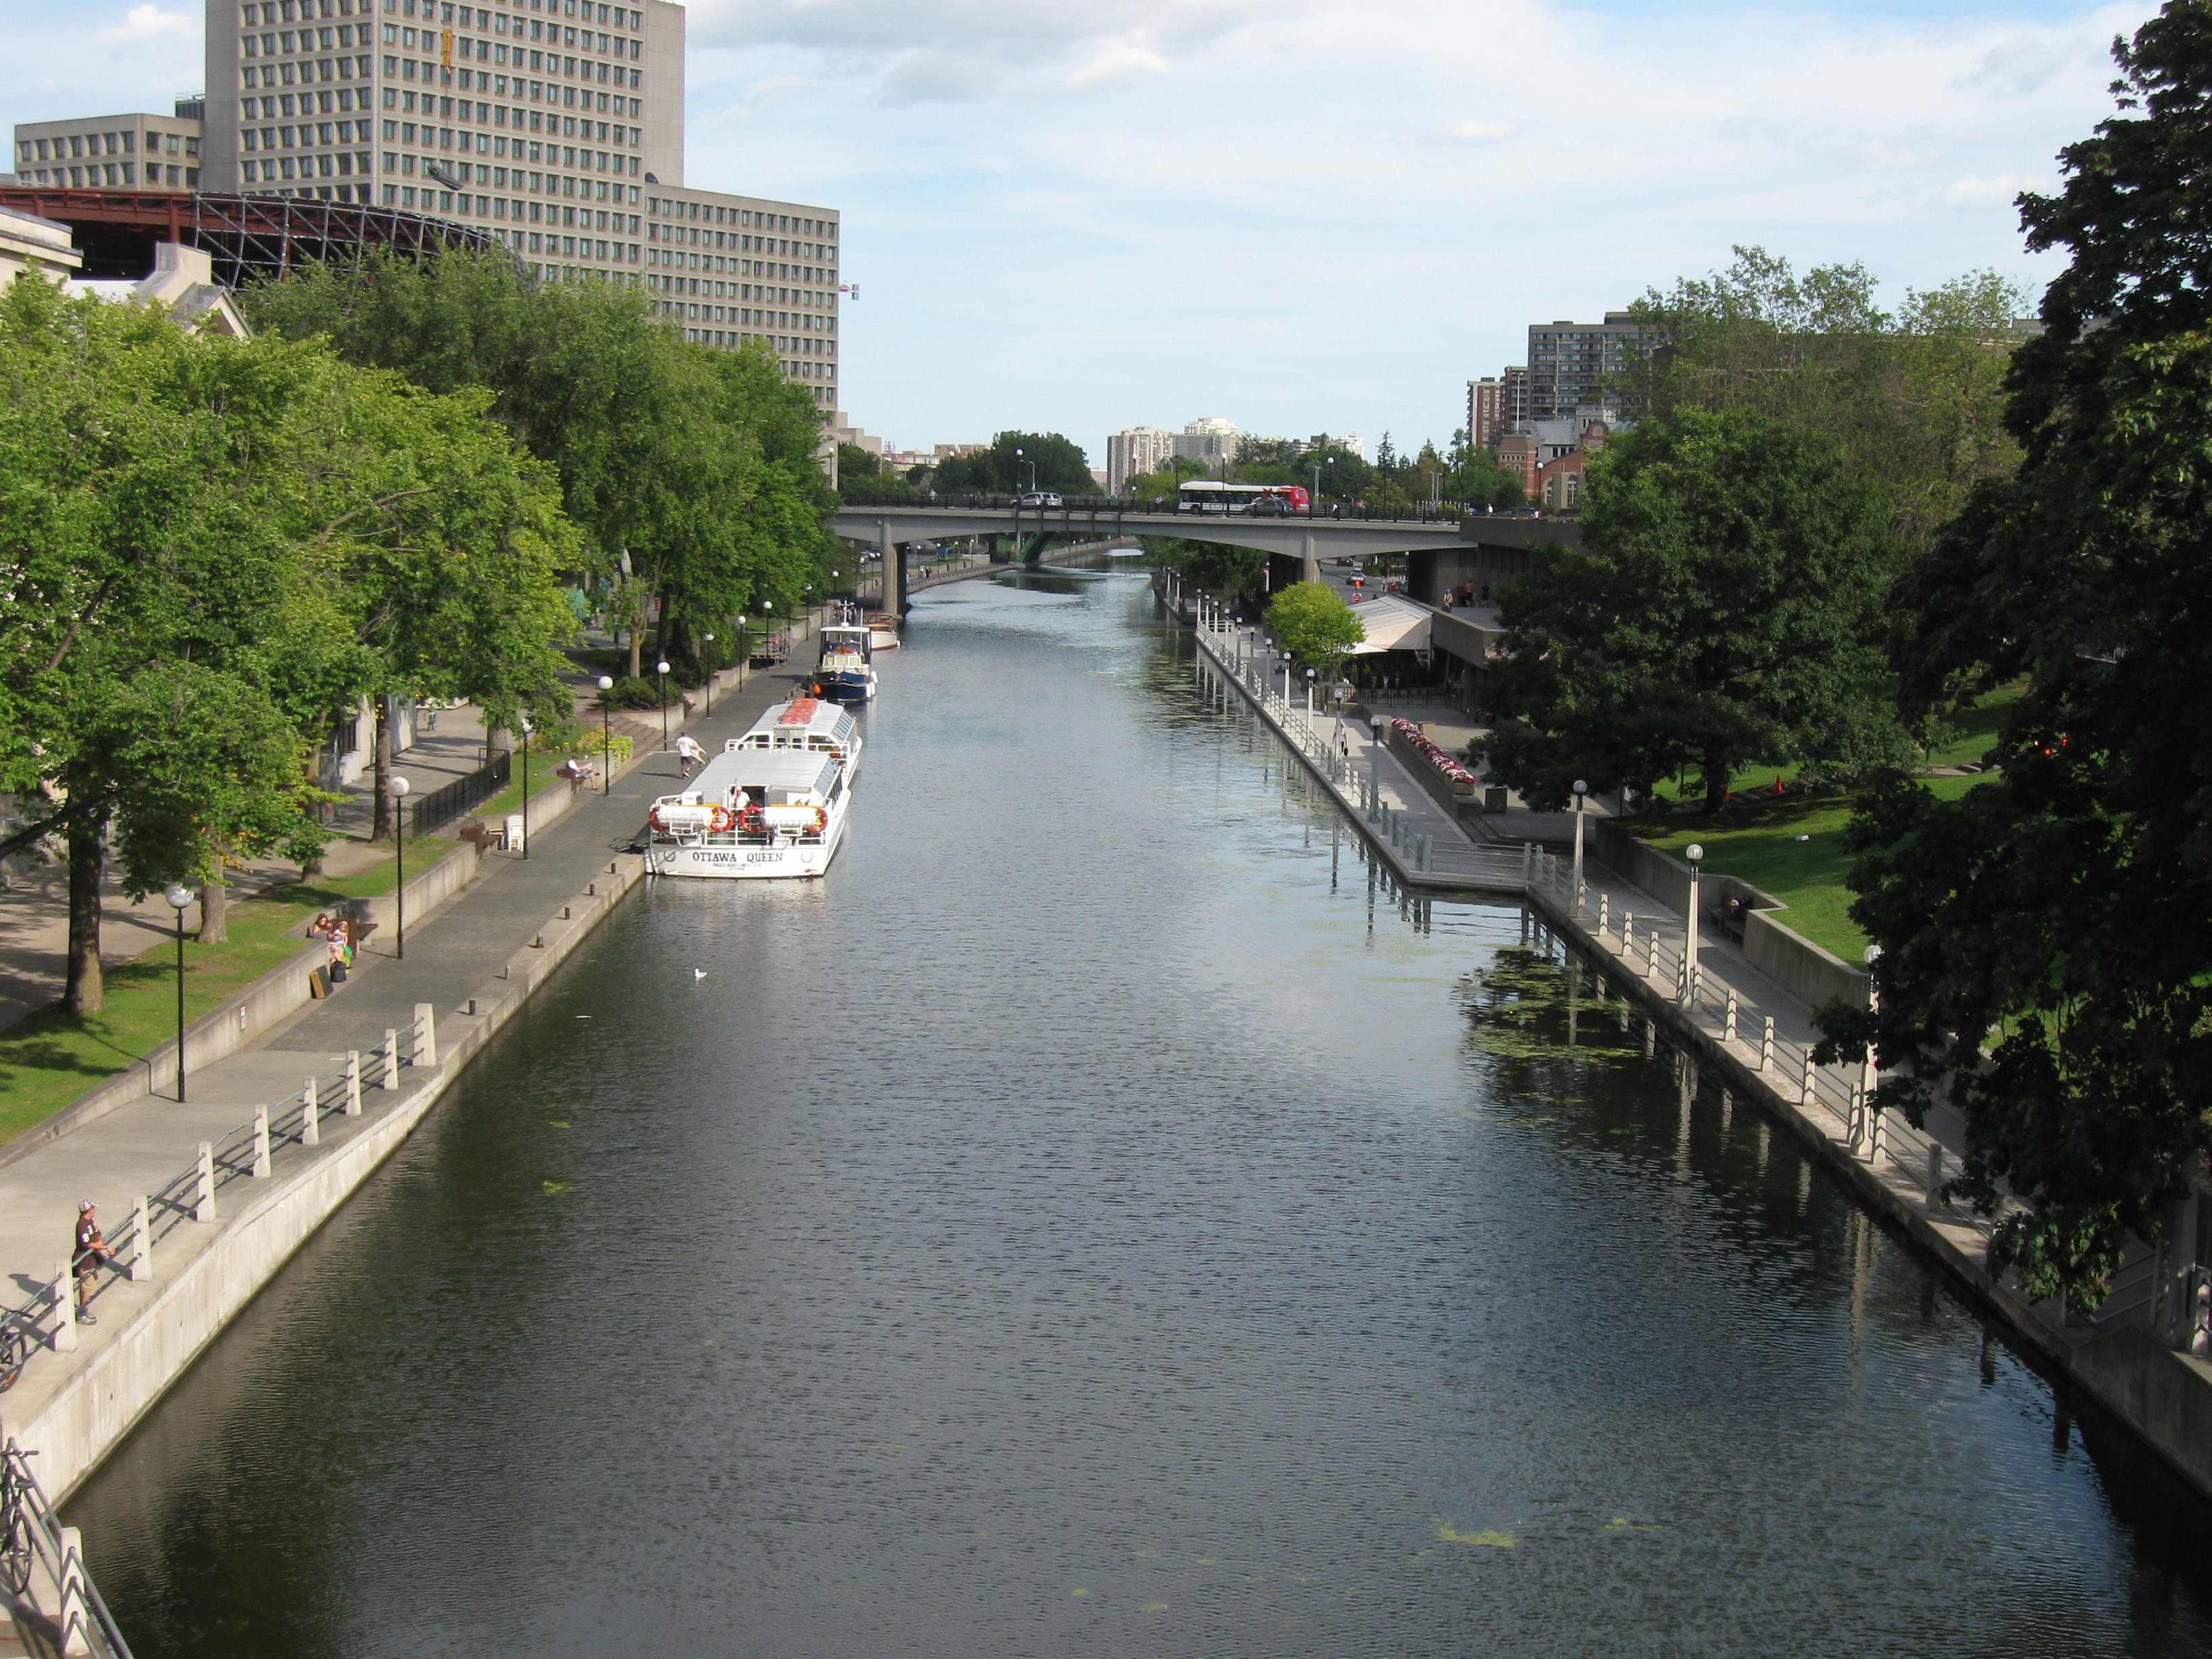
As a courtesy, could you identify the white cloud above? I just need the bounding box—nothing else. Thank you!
[1046,39,1172,98]
[94,3,188,49]
[1942,173,2037,207]
[1423,120,1514,146]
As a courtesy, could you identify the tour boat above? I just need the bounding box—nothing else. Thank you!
[811,623,877,705]
[865,612,901,651]
[727,695,862,783]
[642,748,851,879]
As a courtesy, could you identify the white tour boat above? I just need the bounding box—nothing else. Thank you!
[729,695,863,783]
[865,612,902,651]
[642,747,851,879]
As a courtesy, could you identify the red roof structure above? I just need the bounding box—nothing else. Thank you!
[0,188,503,287]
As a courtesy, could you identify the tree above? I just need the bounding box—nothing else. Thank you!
[933,431,1092,494]
[1480,407,1907,813]
[1819,2,2212,1308]
[1263,581,1364,678]
[1143,537,1266,601]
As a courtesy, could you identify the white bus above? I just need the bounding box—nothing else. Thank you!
[1174,480,1311,516]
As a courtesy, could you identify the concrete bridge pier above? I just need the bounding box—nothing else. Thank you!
[1302,531,1321,584]
[875,520,906,615]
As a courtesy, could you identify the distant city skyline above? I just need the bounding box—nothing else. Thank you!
[0,0,2155,467]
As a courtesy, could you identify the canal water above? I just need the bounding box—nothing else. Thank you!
[68,571,2212,1657]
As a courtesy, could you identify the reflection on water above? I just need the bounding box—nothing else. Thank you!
[68,571,2212,1658]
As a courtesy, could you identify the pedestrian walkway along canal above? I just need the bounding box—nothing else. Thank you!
[62,571,2212,1657]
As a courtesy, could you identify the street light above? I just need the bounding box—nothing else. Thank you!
[596,676,614,796]
[1369,712,1384,811]
[518,714,532,862]
[164,884,192,1101]
[1571,778,1589,910]
[390,777,411,961]
[1683,842,1704,1006]
[656,658,672,751]
[701,634,715,714]
[1305,665,1316,717]
[1862,944,1883,1133]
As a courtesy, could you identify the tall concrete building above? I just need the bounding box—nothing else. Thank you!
[1105,425,1176,492]
[1467,376,1502,449]
[1173,415,1239,465]
[13,104,205,192]
[1525,312,1642,424]
[199,0,841,407]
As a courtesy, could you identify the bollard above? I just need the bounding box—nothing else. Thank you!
[1761,1017,1775,1072]
[1799,1051,1817,1109]
[1724,989,1738,1044]
[194,1142,217,1221]
[53,1261,76,1353]
[414,1002,438,1067]
[1622,914,1635,956]
[1645,931,1659,978]
[130,1195,152,1282]
[300,1076,321,1147]
[1597,893,1610,935]
[381,1028,401,1088]
[346,1052,363,1115]
[253,1105,272,1177]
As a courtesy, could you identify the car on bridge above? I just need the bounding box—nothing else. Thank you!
[1015,491,1065,508]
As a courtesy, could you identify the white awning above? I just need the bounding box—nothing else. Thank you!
[1345,593,1432,655]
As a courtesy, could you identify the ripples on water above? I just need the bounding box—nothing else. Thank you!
[68,571,2212,1657]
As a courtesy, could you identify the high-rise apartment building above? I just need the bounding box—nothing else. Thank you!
[1105,426,1176,492]
[1525,312,1642,423]
[200,0,840,407]
[1173,415,1239,465]
[13,104,204,191]
[1467,377,1501,449]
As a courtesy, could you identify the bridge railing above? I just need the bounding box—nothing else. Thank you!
[835,492,1538,527]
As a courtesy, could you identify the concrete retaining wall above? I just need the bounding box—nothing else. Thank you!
[1591,819,1868,1012]
[0,843,483,1172]
[11,855,649,1502]
[1384,721,1479,821]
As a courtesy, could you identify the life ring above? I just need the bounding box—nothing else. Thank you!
[803,806,829,836]
[708,804,737,833]
[737,803,765,834]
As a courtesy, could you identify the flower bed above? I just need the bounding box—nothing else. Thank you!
[1389,717,1478,795]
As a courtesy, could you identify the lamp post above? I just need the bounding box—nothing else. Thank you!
[656,658,672,751]
[1368,712,1384,811]
[390,777,411,961]
[1862,944,1883,1146]
[164,884,192,1101]
[702,634,714,714]
[596,676,614,795]
[1683,842,1704,1006]
[1305,666,1316,717]
[1571,778,1588,910]
[1279,651,1292,704]
[518,715,532,861]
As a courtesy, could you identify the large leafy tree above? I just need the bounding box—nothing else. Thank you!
[1263,581,1364,678]
[934,431,1092,495]
[1480,407,1907,813]
[1820,1,2212,1307]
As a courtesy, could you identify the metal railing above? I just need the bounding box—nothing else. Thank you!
[836,491,1509,526]
[2,1438,134,1658]
[409,752,511,842]
[0,1009,435,1399]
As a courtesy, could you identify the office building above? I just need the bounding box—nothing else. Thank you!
[199,0,840,406]
[1106,425,1176,492]
[13,104,204,192]
[1173,415,1240,465]
[1525,312,1643,423]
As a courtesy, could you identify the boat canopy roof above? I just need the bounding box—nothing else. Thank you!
[732,697,856,747]
[680,749,841,803]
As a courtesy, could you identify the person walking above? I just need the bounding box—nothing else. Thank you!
[73,1200,111,1325]
[675,731,706,779]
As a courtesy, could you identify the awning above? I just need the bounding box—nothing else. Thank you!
[1345,593,1432,655]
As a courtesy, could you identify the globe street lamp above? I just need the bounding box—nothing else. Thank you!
[1571,778,1589,911]
[518,714,532,862]
[656,658,672,752]
[1278,651,1292,704]
[596,676,614,796]
[390,776,411,961]
[1305,666,1317,717]
[1369,713,1385,814]
[1683,842,1704,1006]
[164,884,193,1101]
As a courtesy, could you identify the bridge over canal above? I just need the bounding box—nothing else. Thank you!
[827,501,1581,613]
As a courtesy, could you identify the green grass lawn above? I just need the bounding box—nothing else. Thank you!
[473,749,575,823]
[1633,776,1986,960]
[0,838,456,1145]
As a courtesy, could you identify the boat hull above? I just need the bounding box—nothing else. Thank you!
[645,799,850,880]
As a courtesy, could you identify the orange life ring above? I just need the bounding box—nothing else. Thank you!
[737,803,765,834]
[708,804,737,833]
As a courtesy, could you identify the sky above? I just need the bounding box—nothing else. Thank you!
[1,0,2160,464]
